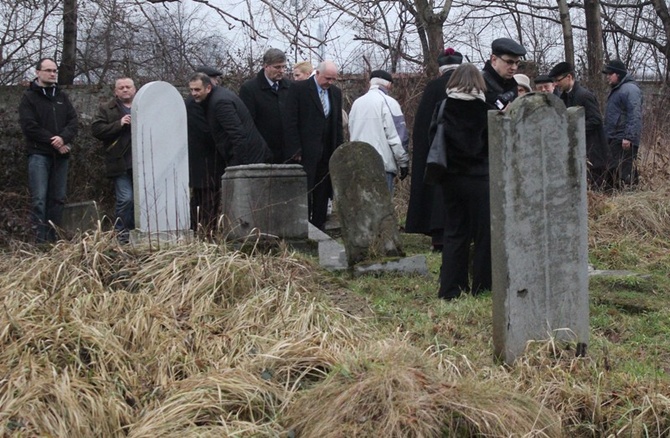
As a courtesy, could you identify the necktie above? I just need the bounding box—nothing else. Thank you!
[320,89,329,117]
[271,82,279,92]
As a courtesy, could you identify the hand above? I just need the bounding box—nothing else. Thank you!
[399,166,409,180]
[120,115,131,126]
[57,144,70,155]
[622,139,631,150]
[50,135,65,148]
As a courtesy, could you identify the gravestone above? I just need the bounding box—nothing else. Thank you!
[489,93,589,365]
[131,81,190,242]
[61,201,100,234]
[329,141,403,266]
[220,164,308,239]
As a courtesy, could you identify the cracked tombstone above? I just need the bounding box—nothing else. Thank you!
[131,81,190,242]
[489,93,589,365]
[329,141,403,266]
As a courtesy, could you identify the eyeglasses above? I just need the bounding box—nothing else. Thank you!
[39,69,58,74]
[553,74,568,83]
[496,56,521,67]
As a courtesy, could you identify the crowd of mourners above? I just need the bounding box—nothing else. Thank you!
[18,39,642,298]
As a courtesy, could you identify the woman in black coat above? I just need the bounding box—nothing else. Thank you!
[435,63,495,300]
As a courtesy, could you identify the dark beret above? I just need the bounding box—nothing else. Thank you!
[195,65,223,77]
[437,48,463,66]
[534,75,553,84]
[491,38,526,57]
[602,59,627,76]
[370,69,393,83]
[548,62,573,79]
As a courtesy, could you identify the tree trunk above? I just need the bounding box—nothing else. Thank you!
[556,0,574,65]
[584,0,606,96]
[59,0,78,85]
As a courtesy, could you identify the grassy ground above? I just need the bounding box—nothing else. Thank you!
[0,186,669,436]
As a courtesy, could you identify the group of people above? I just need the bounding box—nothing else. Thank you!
[406,38,643,300]
[19,45,643,302]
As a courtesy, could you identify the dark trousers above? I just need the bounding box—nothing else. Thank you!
[439,174,491,299]
[309,154,332,230]
[606,139,639,189]
[190,186,221,233]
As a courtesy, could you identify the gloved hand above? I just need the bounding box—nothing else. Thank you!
[399,167,409,181]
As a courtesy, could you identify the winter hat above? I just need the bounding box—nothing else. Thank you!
[514,74,532,92]
[437,48,463,66]
[370,69,393,83]
[548,61,573,79]
[602,59,627,76]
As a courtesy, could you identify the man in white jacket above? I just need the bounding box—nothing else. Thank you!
[348,69,410,194]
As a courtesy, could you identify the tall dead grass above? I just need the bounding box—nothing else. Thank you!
[0,232,566,436]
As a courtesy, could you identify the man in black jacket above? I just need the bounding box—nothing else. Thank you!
[549,62,610,190]
[188,72,271,166]
[91,77,136,241]
[186,66,226,233]
[482,38,526,109]
[284,61,344,230]
[239,48,291,164]
[18,58,78,243]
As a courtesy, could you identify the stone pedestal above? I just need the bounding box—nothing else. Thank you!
[489,93,589,364]
[220,164,308,239]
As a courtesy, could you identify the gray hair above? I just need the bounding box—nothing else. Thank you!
[263,48,286,65]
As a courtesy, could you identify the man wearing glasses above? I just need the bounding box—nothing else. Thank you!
[18,58,78,243]
[549,62,610,191]
[239,48,292,164]
[482,38,527,109]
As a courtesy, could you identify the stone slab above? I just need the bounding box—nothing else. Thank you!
[354,255,429,277]
[61,201,100,233]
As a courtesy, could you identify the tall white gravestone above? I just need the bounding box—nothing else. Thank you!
[131,81,190,241]
[488,93,589,365]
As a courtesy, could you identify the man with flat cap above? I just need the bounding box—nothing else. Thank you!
[549,61,610,190]
[348,69,409,195]
[602,59,643,189]
[406,48,463,251]
[239,48,292,164]
[482,37,526,109]
[534,75,559,95]
[186,65,226,234]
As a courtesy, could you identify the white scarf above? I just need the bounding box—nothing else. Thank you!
[438,64,460,75]
[446,88,485,102]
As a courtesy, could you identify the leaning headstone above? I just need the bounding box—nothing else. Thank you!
[329,141,403,266]
[489,93,589,365]
[131,81,190,242]
[220,164,308,239]
[61,201,100,234]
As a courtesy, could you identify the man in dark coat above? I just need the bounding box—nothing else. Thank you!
[239,48,291,164]
[405,48,463,251]
[549,62,610,190]
[284,61,344,230]
[91,77,137,240]
[482,38,526,108]
[18,57,78,243]
[189,72,272,167]
[186,66,226,232]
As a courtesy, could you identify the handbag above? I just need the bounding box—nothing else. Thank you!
[424,99,448,185]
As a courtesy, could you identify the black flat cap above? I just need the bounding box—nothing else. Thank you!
[548,62,573,79]
[491,38,526,57]
[370,69,393,83]
[602,59,627,76]
[437,48,463,66]
[534,75,553,84]
[195,65,223,77]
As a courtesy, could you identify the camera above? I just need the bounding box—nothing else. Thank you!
[495,90,516,110]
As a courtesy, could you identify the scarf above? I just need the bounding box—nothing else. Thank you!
[446,88,485,102]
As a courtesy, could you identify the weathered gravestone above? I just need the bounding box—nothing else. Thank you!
[131,81,190,242]
[489,93,589,365]
[329,141,403,266]
[61,201,100,235]
[220,164,308,239]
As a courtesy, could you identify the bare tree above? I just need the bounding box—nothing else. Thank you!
[556,0,575,65]
[59,0,78,85]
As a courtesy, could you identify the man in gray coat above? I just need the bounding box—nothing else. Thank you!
[602,59,643,189]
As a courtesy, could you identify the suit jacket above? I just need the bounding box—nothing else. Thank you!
[204,85,272,167]
[239,70,291,164]
[284,77,344,188]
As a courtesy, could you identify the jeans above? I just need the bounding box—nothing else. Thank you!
[385,172,395,196]
[28,153,69,243]
[114,170,135,237]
